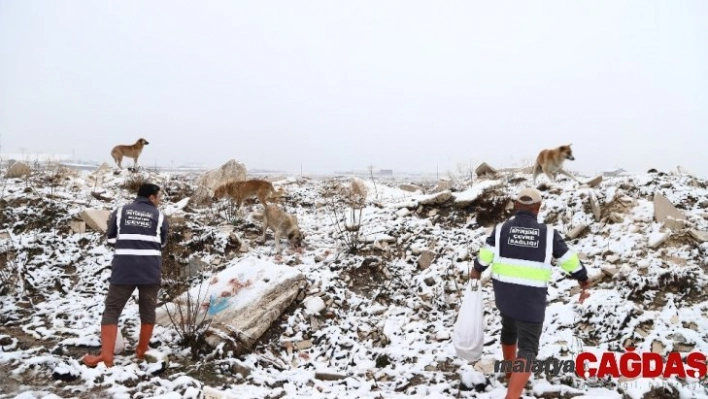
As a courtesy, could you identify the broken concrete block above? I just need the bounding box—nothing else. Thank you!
[399,184,421,193]
[609,213,624,224]
[92,162,112,175]
[156,258,305,354]
[419,192,453,206]
[70,220,86,234]
[601,266,619,278]
[417,250,436,270]
[5,162,31,178]
[79,209,112,232]
[566,224,588,240]
[648,232,671,249]
[475,162,497,177]
[589,193,601,221]
[653,194,686,230]
[688,229,708,243]
[585,176,603,188]
[315,372,347,381]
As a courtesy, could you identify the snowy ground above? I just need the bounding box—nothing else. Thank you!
[1,162,707,399]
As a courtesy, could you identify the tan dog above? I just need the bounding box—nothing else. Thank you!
[212,179,285,209]
[252,205,305,252]
[111,138,149,169]
[532,144,580,184]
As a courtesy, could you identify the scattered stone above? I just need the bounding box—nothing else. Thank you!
[604,255,620,264]
[423,276,436,286]
[435,331,450,341]
[315,372,347,381]
[688,229,708,243]
[648,232,671,249]
[69,220,86,234]
[79,209,112,232]
[231,362,252,378]
[417,250,435,270]
[292,340,312,350]
[475,162,497,177]
[651,340,665,354]
[419,192,453,206]
[609,213,624,224]
[399,184,421,193]
[601,266,619,277]
[585,175,603,188]
[566,224,588,240]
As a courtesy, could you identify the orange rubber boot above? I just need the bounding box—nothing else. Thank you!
[136,324,154,360]
[505,358,532,399]
[501,344,517,379]
[82,325,118,368]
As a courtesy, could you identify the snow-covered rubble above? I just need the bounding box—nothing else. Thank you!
[1,163,707,399]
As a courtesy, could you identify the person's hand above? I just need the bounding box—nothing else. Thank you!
[469,268,481,280]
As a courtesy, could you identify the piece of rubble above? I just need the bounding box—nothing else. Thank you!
[601,266,619,277]
[79,209,112,232]
[648,232,671,249]
[653,193,687,230]
[604,255,620,264]
[585,176,603,188]
[419,192,453,206]
[292,340,312,350]
[155,258,305,353]
[315,372,347,381]
[566,224,588,239]
[475,162,497,177]
[651,340,665,354]
[589,193,601,221]
[609,213,624,224]
[91,191,114,202]
[399,184,421,193]
[688,229,708,243]
[194,159,247,194]
[203,387,238,399]
[417,250,435,270]
[69,220,86,234]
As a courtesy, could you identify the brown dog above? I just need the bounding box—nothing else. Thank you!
[532,144,580,184]
[111,138,149,169]
[212,179,284,209]
[252,205,305,252]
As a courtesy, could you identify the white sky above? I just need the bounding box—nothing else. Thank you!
[1,1,706,177]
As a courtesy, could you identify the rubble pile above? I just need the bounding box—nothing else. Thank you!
[0,161,706,398]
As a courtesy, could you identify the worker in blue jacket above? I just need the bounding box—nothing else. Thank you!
[470,187,591,398]
[83,182,169,368]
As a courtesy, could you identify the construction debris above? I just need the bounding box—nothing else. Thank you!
[566,224,588,240]
[648,232,671,249]
[475,162,497,177]
[653,194,687,230]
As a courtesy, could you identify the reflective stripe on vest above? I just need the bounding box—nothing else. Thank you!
[491,222,555,288]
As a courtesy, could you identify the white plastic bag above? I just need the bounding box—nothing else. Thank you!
[452,280,484,361]
[114,328,125,354]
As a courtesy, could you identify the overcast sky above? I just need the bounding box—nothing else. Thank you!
[1,1,706,177]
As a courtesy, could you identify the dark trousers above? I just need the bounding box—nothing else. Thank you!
[101,283,160,325]
[500,313,543,361]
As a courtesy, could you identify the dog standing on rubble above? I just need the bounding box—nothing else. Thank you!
[532,144,581,184]
[212,179,285,210]
[111,138,149,169]
[252,205,305,252]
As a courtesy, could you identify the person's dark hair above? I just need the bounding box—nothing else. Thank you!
[137,183,161,198]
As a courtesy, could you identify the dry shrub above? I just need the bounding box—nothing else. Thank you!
[121,174,147,194]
